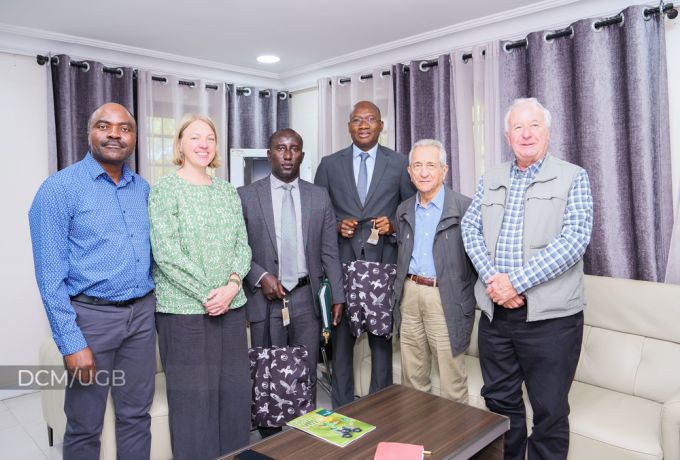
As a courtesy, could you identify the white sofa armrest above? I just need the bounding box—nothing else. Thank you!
[662,390,680,460]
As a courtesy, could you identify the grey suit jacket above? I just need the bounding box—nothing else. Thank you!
[314,144,415,264]
[392,187,478,355]
[238,176,345,323]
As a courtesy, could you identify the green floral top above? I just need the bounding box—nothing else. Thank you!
[149,173,251,314]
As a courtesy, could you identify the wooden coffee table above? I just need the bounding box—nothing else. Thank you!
[219,384,509,459]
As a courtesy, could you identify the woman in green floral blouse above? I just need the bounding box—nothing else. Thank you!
[149,114,252,459]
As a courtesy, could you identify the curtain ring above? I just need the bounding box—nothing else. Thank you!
[52,55,60,66]
[617,12,626,27]
[503,41,523,54]
[81,61,90,72]
[379,70,389,79]
[278,92,288,100]
[241,87,252,96]
[337,77,347,86]
[115,68,124,78]
[262,89,271,97]
[418,61,430,72]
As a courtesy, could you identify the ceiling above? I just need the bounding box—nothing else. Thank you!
[1,0,548,77]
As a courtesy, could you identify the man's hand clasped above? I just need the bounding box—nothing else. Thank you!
[487,273,525,309]
[338,216,393,239]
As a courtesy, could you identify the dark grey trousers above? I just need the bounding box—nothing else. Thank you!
[156,307,251,460]
[330,310,393,408]
[63,292,156,460]
[479,306,584,460]
[249,284,321,404]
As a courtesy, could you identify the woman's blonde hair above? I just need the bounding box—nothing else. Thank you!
[172,113,221,168]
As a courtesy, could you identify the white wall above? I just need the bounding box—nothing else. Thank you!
[0,53,51,398]
[289,87,319,179]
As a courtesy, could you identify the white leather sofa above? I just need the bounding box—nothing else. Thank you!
[355,275,680,460]
[39,339,172,460]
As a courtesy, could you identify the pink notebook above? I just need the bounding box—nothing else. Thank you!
[373,442,425,460]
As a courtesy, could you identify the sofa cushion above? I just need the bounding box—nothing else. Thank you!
[577,324,680,404]
[568,381,662,459]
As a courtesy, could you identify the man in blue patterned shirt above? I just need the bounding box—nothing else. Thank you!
[461,98,593,460]
[29,103,156,460]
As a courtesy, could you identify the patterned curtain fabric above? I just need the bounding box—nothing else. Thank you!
[136,71,228,184]
[48,54,135,172]
[392,54,463,191]
[498,5,673,282]
[317,71,395,156]
[227,86,290,150]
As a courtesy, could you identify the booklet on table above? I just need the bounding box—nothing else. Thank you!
[287,408,376,448]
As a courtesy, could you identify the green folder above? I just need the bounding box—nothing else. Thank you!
[318,278,332,345]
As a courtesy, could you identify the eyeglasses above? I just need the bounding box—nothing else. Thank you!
[349,116,380,126]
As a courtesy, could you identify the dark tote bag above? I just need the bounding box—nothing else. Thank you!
[342,260,398,339]
[249,302,313,427]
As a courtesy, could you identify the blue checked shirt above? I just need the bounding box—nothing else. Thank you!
[29,153,154,355]
[461,155,593,294]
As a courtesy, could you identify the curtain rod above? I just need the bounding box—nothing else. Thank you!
[35,55,291,98]
[504,2,677,51]
[333,60,439,85]
[331,2,678,84]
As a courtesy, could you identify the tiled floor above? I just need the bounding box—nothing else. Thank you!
[0,392,62,459]
[0,374,333,459]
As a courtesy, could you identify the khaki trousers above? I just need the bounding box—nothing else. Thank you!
[399,279,468,403]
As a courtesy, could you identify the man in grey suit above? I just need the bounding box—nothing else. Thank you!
[314,101,415,408]
[392,139,477,403]
[239,128,345,436]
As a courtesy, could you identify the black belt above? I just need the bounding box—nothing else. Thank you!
[289,275,310,291]
[71,291,151,307]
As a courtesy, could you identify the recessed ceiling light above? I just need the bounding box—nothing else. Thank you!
[257,55,280,64]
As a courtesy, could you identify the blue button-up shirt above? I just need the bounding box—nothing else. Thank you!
[29,153,154,355]
[352,143,379,185]
[408,186,445,278]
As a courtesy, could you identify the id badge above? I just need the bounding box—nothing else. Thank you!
[366,219,380,245]
[282,297,291,327]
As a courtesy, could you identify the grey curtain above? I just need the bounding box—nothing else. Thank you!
[49,54,135,171]
[227,86,290,150]
[393,54,461,190]
[499,5,673,282]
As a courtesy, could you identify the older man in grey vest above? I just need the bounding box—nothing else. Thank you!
[461,98,593,460]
